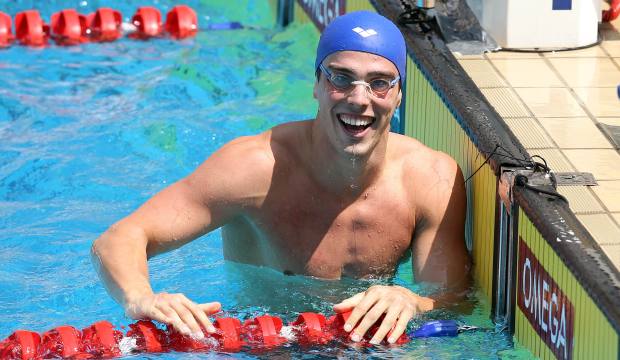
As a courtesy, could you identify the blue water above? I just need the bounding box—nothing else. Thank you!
[0,1,528,358]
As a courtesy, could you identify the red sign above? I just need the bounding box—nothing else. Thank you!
[518,238,574,359]
[296,0,346,31]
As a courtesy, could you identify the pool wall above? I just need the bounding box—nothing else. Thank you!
[284,0,620,359]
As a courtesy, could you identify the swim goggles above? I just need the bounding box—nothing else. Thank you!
[319,63,399,97]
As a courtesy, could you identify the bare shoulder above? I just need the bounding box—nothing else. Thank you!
[185,120,311,206]
[388,133,460,181]
[387,133,464,216]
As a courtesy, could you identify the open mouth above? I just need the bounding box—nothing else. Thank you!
[337,114,375,136]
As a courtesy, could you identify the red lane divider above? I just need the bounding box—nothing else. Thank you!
[0,11,13,47]
[40,325,86,359]
[0,311,411,359]
[15,10,49,47]
[165,5,197,39]
[129,6,163,39]
[0,330,40,360]
[50,9,88,45]
[81,321,123,358]
[86,7,122,42]
[1,5,200,47]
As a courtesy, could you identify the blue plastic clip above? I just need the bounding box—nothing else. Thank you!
[206,22,243,31]
[409,320,459,338]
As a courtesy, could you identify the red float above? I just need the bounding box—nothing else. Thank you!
[50,9,88,45]
[0,11,13,47]
[130,6,163,39]
[81,321,123,358]
[39,326,86,359]
[0,330,40,360]
[86,7,122,42]
[292,312,334,345]
[14,10,49,46]
[329,311,409,345]
[126,320,167,353]
[165,5,198,39]
[243,315,288,348]
[213,317,244,351]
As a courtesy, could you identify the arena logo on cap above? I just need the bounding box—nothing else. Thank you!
[352,27,377,38]
[297,0,346,31]
[517,238,574,359]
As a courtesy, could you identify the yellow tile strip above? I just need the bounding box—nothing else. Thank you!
[563,149,620,181]
[573,88,620,117]
[601,245,620,266]
[480,88,530,118]
[458,60,507,88]
[557,186,605,214]
[503,118,554,149]
[592,181,620,212]
[515,88,587,118]
[539,117,613,149]
[491,59,564,88]
[577,214,620,246]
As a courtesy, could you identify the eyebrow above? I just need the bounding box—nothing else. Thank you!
[327,65,396,78]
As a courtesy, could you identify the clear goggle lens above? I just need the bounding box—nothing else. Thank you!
[319,63,399,96]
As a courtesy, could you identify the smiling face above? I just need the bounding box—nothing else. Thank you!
[313,51,402,158]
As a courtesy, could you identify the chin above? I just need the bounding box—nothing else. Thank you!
[342,142,373,157]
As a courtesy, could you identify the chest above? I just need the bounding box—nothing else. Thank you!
[253,180,415,278]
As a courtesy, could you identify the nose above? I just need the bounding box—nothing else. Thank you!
[346,82,371,108]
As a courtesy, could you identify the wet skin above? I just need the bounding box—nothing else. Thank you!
[92,51,470,345]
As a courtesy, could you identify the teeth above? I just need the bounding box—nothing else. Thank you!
[339,114,373,126]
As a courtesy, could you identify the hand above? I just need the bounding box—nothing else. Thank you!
[124,292,221,339]
[333,285,434,345]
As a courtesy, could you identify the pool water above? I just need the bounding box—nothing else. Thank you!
[0,0,529,358]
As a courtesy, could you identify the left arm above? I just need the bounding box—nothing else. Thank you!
[333,154,470,344]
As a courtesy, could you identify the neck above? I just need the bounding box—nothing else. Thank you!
[307,120,389,196]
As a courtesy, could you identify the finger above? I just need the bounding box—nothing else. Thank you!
[351,300,389,342]
[198,302,222,315]
[184,302,218,334]
[333,292,365,313]
[387,307,415,344]
[169,299,204,338]
[144,307,172,325]
[369,304,402,345]
[345,290,383,334]
[158,305,191,336]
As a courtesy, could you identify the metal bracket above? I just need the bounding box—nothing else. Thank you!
[554,172,598,186]
[499,166,558,214]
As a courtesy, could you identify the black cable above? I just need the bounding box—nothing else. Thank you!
[499,38,602,54]
[464,144,499,184]
[514,174,568,203]
[464,144,567,202]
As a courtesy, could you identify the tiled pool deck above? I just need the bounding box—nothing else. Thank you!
[454,14,620,269]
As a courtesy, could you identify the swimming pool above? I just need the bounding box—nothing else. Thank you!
[0,0,526,358]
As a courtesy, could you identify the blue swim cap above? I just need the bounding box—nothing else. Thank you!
[315,11,406,81]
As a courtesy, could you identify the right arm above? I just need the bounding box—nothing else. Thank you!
[91,134,272,337]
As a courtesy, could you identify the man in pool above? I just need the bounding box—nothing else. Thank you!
[92,11,470,345]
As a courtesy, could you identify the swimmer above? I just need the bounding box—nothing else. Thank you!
[92,11,471,345]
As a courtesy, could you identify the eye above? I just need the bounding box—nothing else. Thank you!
[369,79,392,92]
[330,73,353,89]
